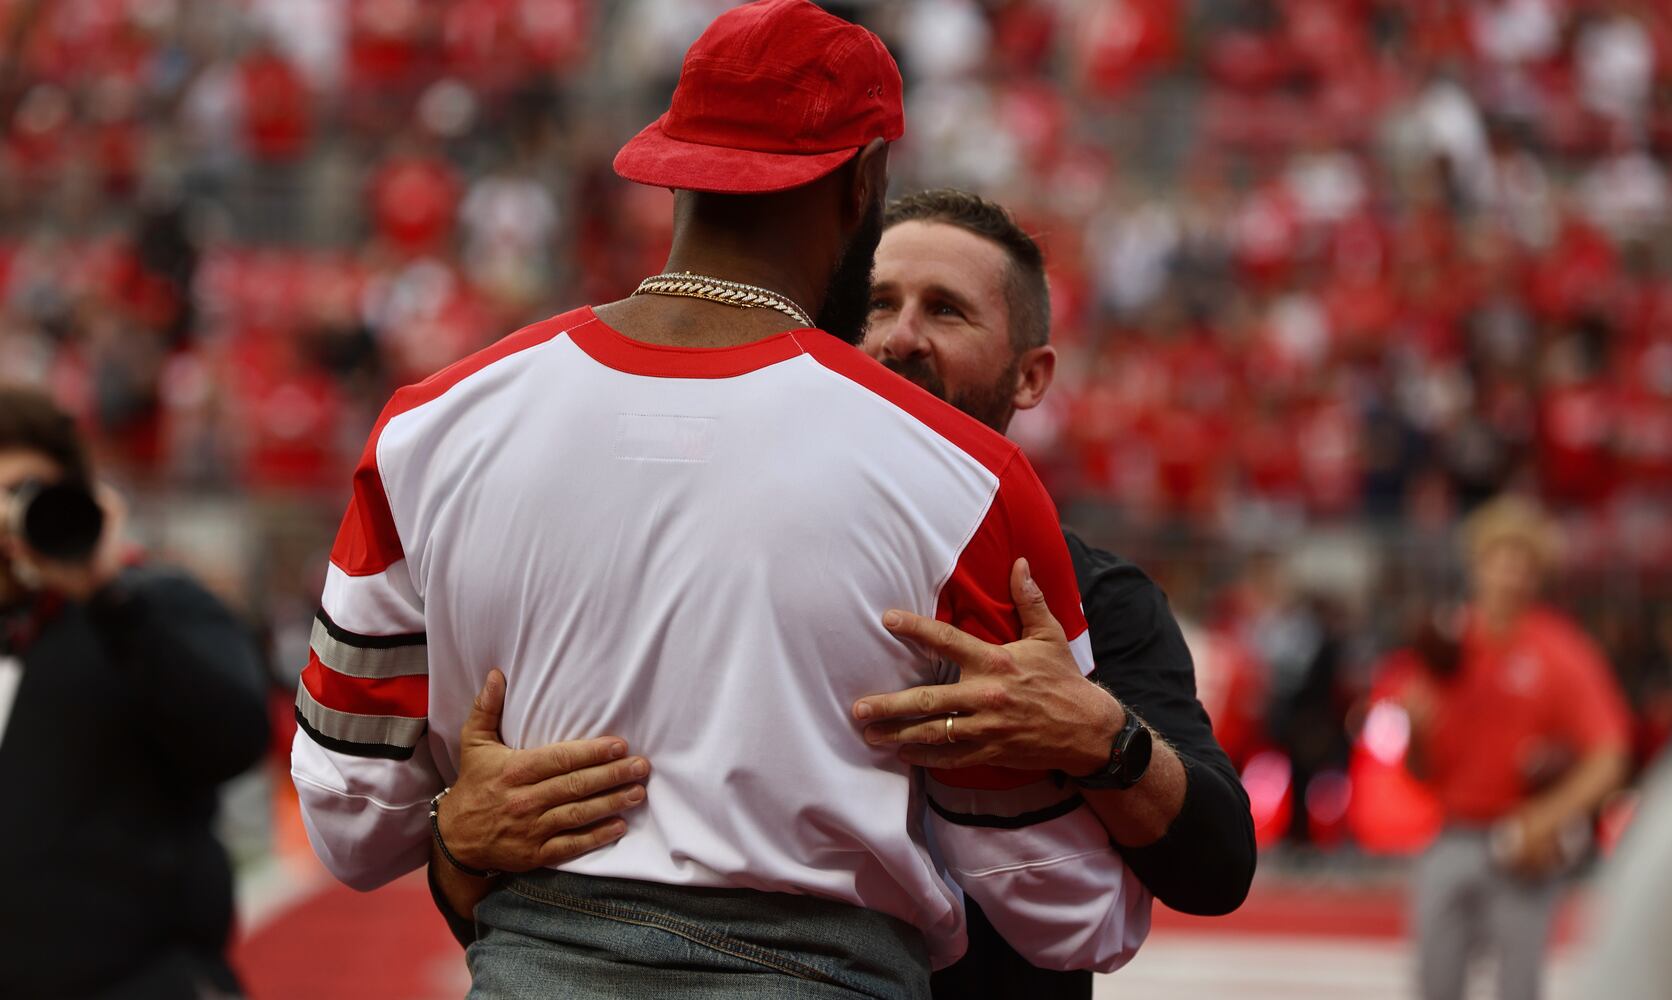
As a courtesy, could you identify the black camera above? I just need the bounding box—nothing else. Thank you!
[7,480,105,563]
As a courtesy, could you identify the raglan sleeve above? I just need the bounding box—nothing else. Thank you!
[289,408,443,891]
[925,452,1151,972]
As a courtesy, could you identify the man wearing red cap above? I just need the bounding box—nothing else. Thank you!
[290,3,1148,997]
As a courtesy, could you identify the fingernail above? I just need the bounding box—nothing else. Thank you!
[855,702,872,720]
[630,759,649,777]
[865,727,883,745]
[883,611,902,627]
[610,742,627,759]
[626,786,645,803]
[1023,576,1042,601]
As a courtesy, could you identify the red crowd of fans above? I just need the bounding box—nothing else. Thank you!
[886,0,1672,579]
[2,2,1669,803]
[2,0,1666,562]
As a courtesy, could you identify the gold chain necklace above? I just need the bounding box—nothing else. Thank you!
[632,272,814,327]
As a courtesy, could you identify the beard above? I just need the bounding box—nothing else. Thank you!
[814,194,885,345]
[883,352,1021,433]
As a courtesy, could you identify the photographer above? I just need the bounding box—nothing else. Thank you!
[0,385,270,999]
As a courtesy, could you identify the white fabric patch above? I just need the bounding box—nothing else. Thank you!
[614,413,716,462]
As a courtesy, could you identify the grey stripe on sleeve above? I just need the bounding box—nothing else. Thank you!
[310,617,429,679]
[295,683,427,750]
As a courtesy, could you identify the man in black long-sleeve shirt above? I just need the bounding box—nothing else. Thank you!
[853,191,1255,997]
[0,386,270,999]
[424,191,1255,991]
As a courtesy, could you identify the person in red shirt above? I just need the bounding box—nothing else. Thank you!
[1400,495,1631,1000]
[367,137,461,256]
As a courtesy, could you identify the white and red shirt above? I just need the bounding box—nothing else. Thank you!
[291,307,1149,970]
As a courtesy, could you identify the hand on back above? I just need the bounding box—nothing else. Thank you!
[852,558,1122,775]
[437,669,651,873]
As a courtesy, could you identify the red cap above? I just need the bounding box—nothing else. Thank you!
[613,0,904,195]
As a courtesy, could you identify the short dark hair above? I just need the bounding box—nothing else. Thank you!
[0,385,92,483]
[882,189,1050,351]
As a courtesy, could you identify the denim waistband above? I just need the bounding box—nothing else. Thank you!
[470,869,931,1000]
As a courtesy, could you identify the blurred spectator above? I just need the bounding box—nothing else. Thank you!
[0,384,270,999]
[1575,5,1655,129]
[367,134,460,257]
[1396,495,1631,1000]
[459,152,560,311]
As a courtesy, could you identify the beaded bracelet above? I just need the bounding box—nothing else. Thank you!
[429,786,500,879]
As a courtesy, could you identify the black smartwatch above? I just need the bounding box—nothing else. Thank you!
[1071,707,1153,791]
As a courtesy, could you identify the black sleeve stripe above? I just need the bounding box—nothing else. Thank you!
[927,792,1086,829]
[294,707,421,761]
[315,607,427,649]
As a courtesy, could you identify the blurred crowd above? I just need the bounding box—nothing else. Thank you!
[2,0,1669,849]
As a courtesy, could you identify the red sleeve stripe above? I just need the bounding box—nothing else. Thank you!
[300,649,428,720]
[328,458,405,577]
[329,309,585,577]
[929,457,1091,792]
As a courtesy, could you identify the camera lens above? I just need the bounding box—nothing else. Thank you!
[15,482,104,562]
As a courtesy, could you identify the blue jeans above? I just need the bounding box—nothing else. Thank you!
[467,870,932,1000]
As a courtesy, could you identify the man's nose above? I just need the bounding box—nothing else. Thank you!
[880,307,931,361]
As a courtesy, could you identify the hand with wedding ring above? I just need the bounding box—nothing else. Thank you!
[853,558,1124,774]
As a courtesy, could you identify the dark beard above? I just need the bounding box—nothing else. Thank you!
[814,196,884,345]
[883,353,1021,433]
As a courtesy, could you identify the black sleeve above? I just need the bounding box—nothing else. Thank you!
[83,566,272,785]
[1064,530,1257,917]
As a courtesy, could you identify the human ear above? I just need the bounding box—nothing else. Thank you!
[847,138,890,227]
[1011,345,1057,412]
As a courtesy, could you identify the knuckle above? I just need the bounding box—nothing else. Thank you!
[559,800,599,829]
[915,687,938,714]
[579,740,611,767]
[548,800,583,828]
[504,791,535,818]
[934,621,958,648]
[980,686,1011,712]
[501,757,531,786]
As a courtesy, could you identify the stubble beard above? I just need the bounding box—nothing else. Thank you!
[882,353,1020,434]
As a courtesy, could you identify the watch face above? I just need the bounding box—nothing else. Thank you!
[1072,715,1153,790]
[1122,723,1153,785]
